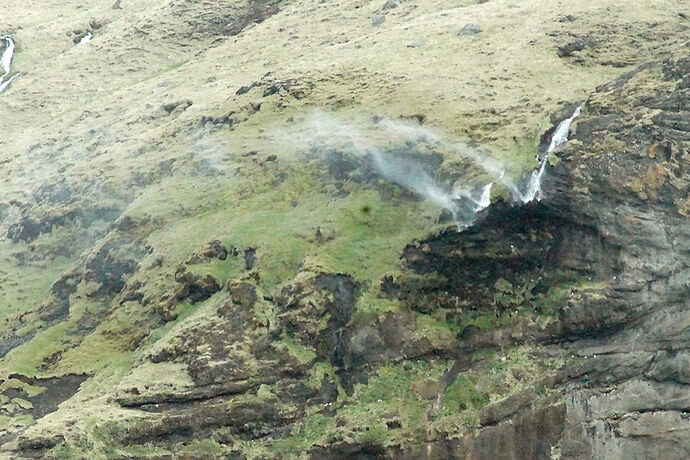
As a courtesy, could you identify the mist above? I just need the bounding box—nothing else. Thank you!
[275,108,580,230]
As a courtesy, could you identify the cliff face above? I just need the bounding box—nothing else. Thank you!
[397,51,690,459]
[0,0,689,458]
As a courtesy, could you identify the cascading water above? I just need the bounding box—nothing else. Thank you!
[548,105,582,153]
[0,74,17,95]
[518,104,582,203]
[0,36,17,95]
[1,36,14,78]
[299,107,582,231]
[449,105,582,228]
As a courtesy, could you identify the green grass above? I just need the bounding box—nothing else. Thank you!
[269,414,335,459]
[277,334,317,365]
[436,376,489,418]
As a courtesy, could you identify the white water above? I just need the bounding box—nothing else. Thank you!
[548,105,582,152]
[518,104,582,203]
[476,182,492,211]
[291,107,582,230]
[0,73,18,95]
[80,33,92,44]
[0,36,17,94]
[1,36,15,81]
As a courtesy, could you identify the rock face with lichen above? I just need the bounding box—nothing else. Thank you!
[0,0,689,458]
[390,51,690,459]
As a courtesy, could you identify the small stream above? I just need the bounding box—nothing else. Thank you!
[0,36,17,95]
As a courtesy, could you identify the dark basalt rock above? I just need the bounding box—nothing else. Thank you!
[341,51,689,458]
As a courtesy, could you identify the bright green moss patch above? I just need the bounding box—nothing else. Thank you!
[349,290,400,325]
[436,376,488,419]
[415,313,456,349]
[179,439,228,457]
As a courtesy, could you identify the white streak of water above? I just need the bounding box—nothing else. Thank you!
[548,105,582,153]
[288,106,582,231]
[1,36,15,82]
[80,33,93,44]
[0,73,18,95]
[519,104,582,203]
[476,182,492,211]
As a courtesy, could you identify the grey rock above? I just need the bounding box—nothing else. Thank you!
[382,0,404,10]
[458,23,481,35]
[371,15,386,26]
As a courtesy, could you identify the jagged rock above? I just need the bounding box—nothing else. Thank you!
[227,280,258,308]
[172,267,222,303]
[89,19,109,30]
[187,239,230,264]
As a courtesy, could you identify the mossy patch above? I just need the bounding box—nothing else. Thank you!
[277,334,317,365]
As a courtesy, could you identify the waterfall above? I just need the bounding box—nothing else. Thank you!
[519,104,582,203]
[80,33,93,44]
[1,36,15,82]
[0,36,17,95]
[475,182,492,211]
[0,74,18,95]
[548,105,582,153]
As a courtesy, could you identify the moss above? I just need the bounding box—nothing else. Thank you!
[414,313,456,349]
[185,256,245,285]
[277,334,317,365]
[130,159,439,296]
[269,414,336,458]
[11,397,33,410]
[1,322,71,375]
[234,439,273,460]
[0,413,34,429]
[350,290,400,325]
[179,439,227,457]
[335,361,443,446]
[306,361,339,392]
[436,376,488,418]
[0,241,74,324]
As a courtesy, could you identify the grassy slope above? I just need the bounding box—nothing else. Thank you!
[0,0,687,456]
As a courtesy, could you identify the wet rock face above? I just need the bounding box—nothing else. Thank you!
[384,52,689,458]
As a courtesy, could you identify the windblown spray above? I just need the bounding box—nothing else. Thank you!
[293,107,582,230]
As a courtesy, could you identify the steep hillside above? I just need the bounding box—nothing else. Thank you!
[0,0,688,458]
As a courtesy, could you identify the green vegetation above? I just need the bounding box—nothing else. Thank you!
[277,334,317,365]
[437,376,489,418]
